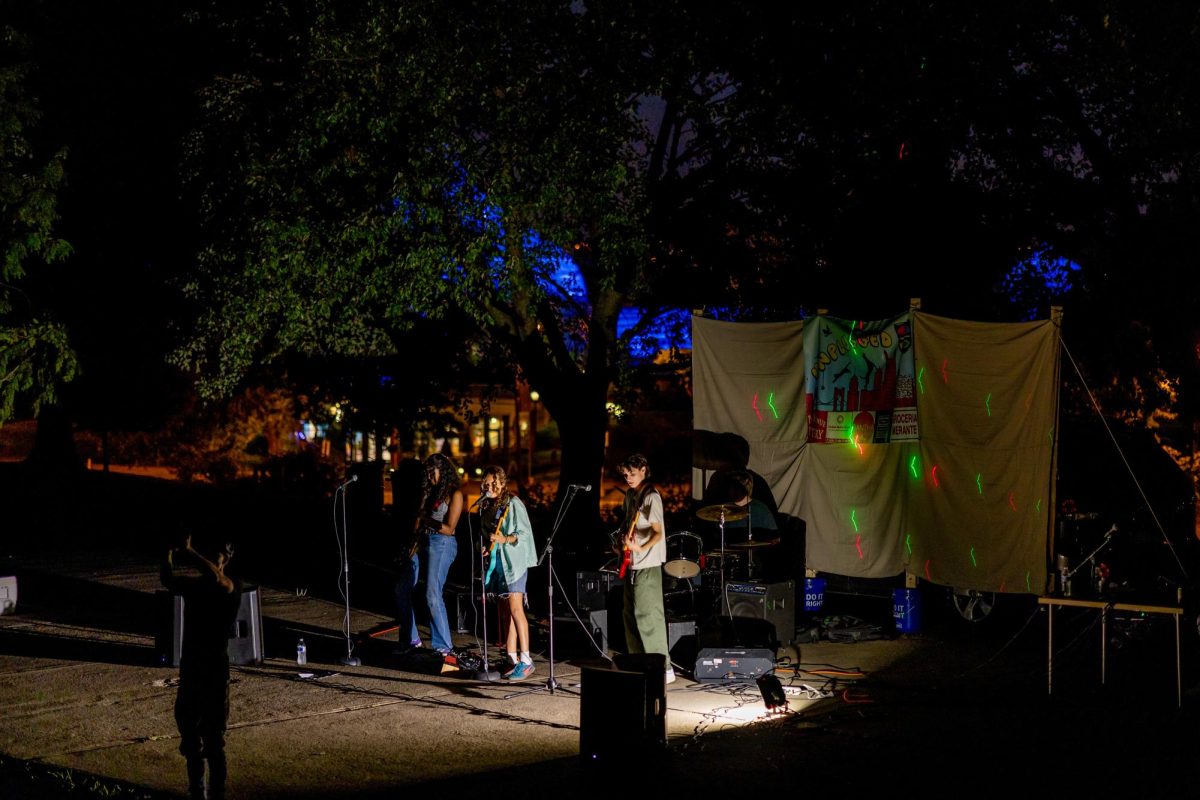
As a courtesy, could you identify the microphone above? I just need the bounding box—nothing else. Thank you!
[469,496,483,508]
[568,483,592,492]
[1104,524,1118,538]
[337,474,358,490]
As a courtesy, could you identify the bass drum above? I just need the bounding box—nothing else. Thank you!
[664,532,704,579]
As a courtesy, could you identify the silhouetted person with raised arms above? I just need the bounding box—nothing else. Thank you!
[161,535,242,800]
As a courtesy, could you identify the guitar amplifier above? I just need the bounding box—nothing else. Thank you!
[576,570,621,611]
[725,579,796,646]
[693,647,776,682]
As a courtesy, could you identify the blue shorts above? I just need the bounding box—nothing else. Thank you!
[486,567,528,597]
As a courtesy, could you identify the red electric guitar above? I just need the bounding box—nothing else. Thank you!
[617,509,637,579]
[616,482,655,579]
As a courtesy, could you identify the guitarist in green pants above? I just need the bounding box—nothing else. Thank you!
[618,454,675,685]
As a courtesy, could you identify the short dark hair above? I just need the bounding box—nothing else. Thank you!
[618,453,651,479]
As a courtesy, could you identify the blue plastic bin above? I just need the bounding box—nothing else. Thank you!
[892,587,922,634]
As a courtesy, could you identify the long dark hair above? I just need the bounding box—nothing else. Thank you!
[422,453,461,513]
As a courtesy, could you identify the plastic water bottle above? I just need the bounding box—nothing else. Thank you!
[297,638,307,665]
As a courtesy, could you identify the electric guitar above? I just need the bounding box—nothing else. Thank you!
[617,509,637,579]
[616,482,656,579]
[483,501,511,583]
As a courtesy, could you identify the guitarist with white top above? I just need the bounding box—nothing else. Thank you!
[617,453,675,684]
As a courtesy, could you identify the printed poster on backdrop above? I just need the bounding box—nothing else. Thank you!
[804,313,918,444]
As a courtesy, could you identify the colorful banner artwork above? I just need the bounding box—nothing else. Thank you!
[804,313,917,444]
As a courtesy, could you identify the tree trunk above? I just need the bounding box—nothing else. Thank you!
[539,372,609,548]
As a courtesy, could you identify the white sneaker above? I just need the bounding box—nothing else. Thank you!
[664,667,676,685]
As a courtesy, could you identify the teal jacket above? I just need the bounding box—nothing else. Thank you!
[488,496,538,586]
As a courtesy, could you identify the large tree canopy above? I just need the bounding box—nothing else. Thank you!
[178,2,1200,512]
[176,0,780,500]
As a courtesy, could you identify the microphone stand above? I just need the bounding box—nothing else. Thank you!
[474,498,501,681]
[1063,527,1117,595]
[335,479,361,667]
[506,485,585,698]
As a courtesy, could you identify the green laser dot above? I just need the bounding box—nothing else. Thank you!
[985,392,992,417]
[909,455,919,478]
[970,546,977,568]
[917,367,926,394]
[850,508,859,532]
[976,473,982,494]
[905,534,912,555]
[767,391,778,419]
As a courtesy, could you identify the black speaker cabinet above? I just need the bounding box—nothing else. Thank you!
[723,579,795,646]
[157,586,264,667]
[579,653,666,763]
[576,571,621,611]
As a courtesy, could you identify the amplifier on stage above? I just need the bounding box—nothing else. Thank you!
[693,647,776,682]
[576,570,621,611]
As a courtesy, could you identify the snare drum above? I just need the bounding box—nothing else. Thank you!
[664,532,704,579]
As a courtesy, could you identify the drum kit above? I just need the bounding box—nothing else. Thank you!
[663,502,779,617]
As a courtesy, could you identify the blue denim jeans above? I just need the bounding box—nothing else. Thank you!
[423,533,458,652]
[395,533,458,653]
[398,534,463,652]
[394,551,421,646]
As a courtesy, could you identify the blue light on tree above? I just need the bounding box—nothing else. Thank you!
[999,249,1082,320]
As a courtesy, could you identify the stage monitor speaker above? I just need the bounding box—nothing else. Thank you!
[723,579,795,647]
[228,587,264,666]
[693,647,776,682]
[157,586,264,667]
[580,654,666,763]
[550,609,611,657]
[0,575,17,615]
[589,609,611,651]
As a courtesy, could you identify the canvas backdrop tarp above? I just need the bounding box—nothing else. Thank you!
[692,311,1058,593]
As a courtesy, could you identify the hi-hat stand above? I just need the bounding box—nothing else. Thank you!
[505,484,587,699]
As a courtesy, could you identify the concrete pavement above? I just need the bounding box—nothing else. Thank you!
[3,547,1199,798]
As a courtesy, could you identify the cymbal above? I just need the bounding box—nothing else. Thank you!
[695,503,749,522]
[727,538,779,549]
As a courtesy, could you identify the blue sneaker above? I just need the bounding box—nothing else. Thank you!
[506,661,535,681]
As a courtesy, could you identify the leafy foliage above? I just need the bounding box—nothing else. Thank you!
[0,26,76,425]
